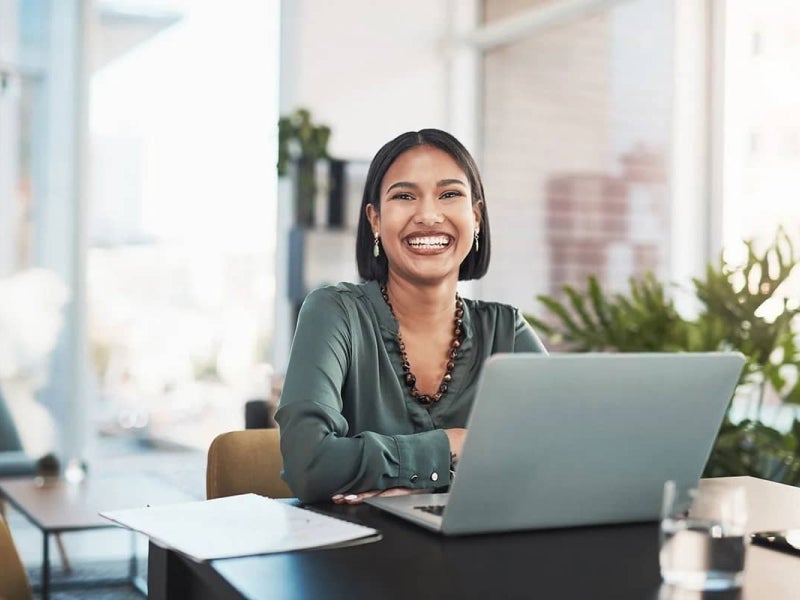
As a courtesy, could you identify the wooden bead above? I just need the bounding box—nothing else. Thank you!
[381,286,464,408]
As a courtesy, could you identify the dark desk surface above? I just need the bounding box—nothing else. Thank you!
[148,476,800,600]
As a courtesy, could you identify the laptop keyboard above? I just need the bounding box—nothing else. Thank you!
[414,504,445,516]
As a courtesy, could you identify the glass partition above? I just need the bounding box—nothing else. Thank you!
[481,0,673,314]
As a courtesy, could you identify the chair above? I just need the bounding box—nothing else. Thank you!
[206,429,293,500]
[0,513,33,600]
[0,390,71,573]
[0,389,36,475]
[0,386,35,525]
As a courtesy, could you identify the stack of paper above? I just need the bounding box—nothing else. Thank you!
[100,493,381,561]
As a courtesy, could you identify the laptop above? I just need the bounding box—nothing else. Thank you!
[365,352,745,535]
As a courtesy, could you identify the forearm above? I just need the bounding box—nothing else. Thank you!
[277,403,451,503]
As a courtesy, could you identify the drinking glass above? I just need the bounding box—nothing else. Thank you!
[659,480,747,591]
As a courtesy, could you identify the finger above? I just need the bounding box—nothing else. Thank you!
[376,487,413,497]
[344,490,384,504]
[378,487,434,497]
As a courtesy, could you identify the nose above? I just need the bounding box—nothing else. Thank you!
[414,196,444,226]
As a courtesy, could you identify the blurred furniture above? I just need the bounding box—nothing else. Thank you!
[0,474,196,599]
[0,389,71,581]
[244,399,277,430]
[0,390,36,476]
[243,374,284,429]
[206,429,292,500]
[0,513,33,600]
[151,476,800,599]
[0,450,36,478]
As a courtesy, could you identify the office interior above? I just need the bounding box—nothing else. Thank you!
[1,0,799,597]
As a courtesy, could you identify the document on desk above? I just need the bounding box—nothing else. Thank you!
[99,493,381,561]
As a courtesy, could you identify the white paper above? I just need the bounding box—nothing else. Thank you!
[100,493,380,561]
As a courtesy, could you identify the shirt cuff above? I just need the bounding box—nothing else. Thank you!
[392,429,451,490]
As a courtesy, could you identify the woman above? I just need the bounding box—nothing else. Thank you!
[276,129,546,504]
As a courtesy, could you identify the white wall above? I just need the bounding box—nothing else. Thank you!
[273,0,457,371]
[279,0,452,159]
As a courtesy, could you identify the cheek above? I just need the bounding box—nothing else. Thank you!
[458,209,478,233]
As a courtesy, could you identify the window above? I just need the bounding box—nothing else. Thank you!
[479,0,674,313]
[721,0,800,264]
[87,0,280,449]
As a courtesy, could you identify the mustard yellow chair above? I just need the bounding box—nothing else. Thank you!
[0,514,32,600]
[206,429,293,500]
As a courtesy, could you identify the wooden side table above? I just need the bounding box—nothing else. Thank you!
[0,473,197,599]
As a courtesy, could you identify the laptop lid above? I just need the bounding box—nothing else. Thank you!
[435,352,744,535]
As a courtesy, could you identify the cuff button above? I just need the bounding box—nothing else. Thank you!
[431,472,439,482]
[410,474,419,483]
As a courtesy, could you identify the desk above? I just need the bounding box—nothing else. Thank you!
[147,477,800,599]
[0,473,196,599]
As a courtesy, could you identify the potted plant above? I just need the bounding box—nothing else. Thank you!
[277,108,331,226]
[526,228,800,484]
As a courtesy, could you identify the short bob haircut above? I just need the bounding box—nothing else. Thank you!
[356,129,491,282]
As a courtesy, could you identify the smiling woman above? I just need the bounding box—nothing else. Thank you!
[356,129,491,284]
[275,129,546,504]
[366,145,480,287]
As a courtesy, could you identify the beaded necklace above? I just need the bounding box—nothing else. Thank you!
[380,286,463,406]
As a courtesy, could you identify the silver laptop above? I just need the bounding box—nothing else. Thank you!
[366,352,744,535]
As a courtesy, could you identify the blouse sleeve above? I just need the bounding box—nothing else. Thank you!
[513,307,548,354]
[275,288,451,503]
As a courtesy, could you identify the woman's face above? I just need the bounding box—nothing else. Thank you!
[366,145,481,287]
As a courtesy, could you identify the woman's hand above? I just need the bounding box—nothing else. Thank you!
[444,427,467,464]
[331,487,433,505]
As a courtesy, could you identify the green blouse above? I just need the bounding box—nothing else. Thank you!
[275,280,546,503]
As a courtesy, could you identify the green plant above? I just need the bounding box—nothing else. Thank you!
[277,108,332,225]
[526,228,800,484]
[277,108,331,176]
[526,272,694,352]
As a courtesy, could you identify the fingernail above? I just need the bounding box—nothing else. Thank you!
[332,494,343,501]
[344,494,358,501]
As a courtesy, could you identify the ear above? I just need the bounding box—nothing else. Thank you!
[472,200,483,230]
[366,203,380,233]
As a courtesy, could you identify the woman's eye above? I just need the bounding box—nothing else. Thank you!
[441,190,464,199]
[391,192,414,200]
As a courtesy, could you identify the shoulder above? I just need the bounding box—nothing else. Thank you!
[462,298,522,321]
[463,297,530,342]
[302,281,370,310]
[299,282,376,327]
[463,297,545,353]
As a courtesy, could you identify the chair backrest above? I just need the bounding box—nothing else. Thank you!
[0,514,32,600]
[0,390,36,478]
[0,388,24,453]
[206,429,293,500]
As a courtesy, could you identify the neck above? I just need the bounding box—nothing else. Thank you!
[383,276,458,326]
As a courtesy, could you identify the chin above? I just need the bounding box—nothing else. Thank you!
[405,269,460,286]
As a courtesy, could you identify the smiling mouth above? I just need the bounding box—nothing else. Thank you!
[405,235,453,250]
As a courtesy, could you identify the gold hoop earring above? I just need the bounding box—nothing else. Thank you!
[373,232,381,258]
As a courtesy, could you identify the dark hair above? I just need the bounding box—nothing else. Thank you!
[356,129,491,282]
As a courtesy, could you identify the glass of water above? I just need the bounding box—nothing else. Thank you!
[659,480,747,591]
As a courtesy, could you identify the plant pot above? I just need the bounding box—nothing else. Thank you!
[295,157,316,227]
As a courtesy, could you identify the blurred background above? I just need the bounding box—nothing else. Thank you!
[1,0,799,467]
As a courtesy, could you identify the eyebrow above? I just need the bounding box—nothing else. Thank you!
[385,178,467,193]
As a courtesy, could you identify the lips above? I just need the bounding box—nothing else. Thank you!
[404,234,453,250]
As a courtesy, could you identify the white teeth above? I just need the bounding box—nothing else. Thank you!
[407,236,450,248]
